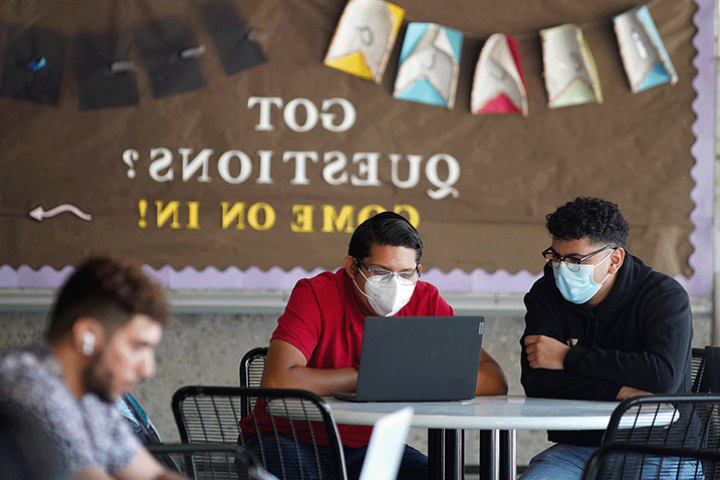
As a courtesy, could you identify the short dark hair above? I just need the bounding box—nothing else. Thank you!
[546,197,629,247]
[348,212,423,263]
[46,256,171,344]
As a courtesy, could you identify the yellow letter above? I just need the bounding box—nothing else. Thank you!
[221,202,245,230]
[248,203,276,231]
[393,204,420,228]
[186,202,200,229]
[357,205,386,225]
[291,205,314,232]
[155,201,181,229]
[321,205,355,233]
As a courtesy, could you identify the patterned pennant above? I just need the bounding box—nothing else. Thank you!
[541,24,602,108]
[471,33,528,116]
[324,0,404,83]
[393,23,463,109]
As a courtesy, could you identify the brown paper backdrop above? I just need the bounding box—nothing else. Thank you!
[0,0,697,276]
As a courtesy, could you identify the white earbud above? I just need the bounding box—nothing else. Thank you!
[82,332,95,356]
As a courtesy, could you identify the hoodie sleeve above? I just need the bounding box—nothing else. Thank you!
[563,276,692,394]
[520,277,623,401]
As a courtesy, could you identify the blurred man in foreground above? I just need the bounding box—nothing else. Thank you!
[0,256,187,480]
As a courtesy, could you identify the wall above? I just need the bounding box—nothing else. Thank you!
[0,308,712,467]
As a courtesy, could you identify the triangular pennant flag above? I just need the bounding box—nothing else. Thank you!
[136,16,206,99]
[0,25,67,105]
[393,23,463,109]
[471,33,528,116]
[199,0,267,76]
[324,0,404,84]
[613,5,678,93]
[541,24,602,108]
[73,33,139,110]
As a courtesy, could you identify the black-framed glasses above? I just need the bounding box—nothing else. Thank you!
[541,245,617,272]
[354,257,420,284]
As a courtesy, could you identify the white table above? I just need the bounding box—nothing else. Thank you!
[325,395,624,480]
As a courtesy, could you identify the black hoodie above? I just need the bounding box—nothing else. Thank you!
[520,253,693,446]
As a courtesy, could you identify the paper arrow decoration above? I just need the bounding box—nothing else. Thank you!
[29,204,93,222]
[324,0,404,83]
[393,23,463,109]
[541,24,602,108]
[613,5,678,93]
[471,33,528,116]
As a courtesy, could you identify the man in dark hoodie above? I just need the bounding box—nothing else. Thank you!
[519,197,693,480]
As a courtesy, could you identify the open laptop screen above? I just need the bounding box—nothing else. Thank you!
[334,316,484,402]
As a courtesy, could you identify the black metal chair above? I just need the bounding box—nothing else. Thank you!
[147,443,264,480]
[238,347,268,417]
[603,394,720,451]
[582,443,720,480]
[172,386,348,480]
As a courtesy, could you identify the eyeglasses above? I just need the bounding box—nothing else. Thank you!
[354,258,420,284]
[541,245,617,272]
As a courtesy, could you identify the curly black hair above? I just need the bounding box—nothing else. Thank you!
[546,197,629,247]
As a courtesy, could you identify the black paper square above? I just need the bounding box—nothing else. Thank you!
[136,16,206,99]
[0,25,67,105]
[199,0,267,76]
[73,32,139,110]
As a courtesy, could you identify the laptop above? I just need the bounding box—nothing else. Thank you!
[253,407,414,480]
[333,316,485,402]
[358,407,414,480]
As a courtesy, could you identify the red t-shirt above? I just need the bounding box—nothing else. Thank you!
[252,268,455,448]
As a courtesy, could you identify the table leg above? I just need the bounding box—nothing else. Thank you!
[479,430,517,480]
[427,429,464,480]
[428,429,443,480]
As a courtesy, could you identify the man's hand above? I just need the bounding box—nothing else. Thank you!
[616,386,652,400]
[524,335,570,370]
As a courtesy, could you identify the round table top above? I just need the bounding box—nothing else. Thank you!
[325,395,623,430]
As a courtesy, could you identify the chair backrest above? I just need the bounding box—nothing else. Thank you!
[148,443,267,480]
[691,348,708,393]
[172,386,348,480]
[238,347,268,417]
[582,443,719,480]
[602,394,720,451]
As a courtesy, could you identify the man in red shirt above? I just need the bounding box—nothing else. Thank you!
[259,211,508,479]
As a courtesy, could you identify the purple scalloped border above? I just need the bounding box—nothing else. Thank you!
[2,0,715,296]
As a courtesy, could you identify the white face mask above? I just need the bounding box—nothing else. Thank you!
[353,268,416,317]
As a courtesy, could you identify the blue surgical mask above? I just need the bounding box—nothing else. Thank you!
[552,253,612,304]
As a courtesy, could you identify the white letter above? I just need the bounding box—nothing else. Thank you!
[218,150,252,184]
[148,148,174,182]
[322,151,349,185]
[426,153,460,199]
[248,97,283,131]
[179,148,212,182]
[256,150,274,184]
[320,98,356,132]
[351,153,381,186]
[389,154,422,189]
[284,98,319,133]
[283,151,319,185]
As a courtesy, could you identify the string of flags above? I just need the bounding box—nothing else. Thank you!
[323,0,679,114]
[0,0,678,113]
[0,0,267,108]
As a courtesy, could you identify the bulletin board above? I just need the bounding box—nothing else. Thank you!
[0,0,715,296]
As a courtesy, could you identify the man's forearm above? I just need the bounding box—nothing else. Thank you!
[262,365,358,396]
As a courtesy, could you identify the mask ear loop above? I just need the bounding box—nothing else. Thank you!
[593,250,615,286]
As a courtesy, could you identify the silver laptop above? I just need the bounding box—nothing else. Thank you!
[333,316,484,402]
